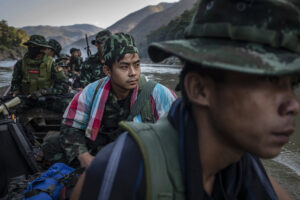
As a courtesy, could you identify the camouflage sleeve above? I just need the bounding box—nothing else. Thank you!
[10,60,22,92]
[59,124,88,163]
[47,63,70,94]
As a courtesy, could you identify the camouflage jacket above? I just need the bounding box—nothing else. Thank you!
[11,56,69,95]
[69,56,83,72]
[60,90,132,163]
[79,53,106,87]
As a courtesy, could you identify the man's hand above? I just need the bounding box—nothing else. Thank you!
[78,152,94,168]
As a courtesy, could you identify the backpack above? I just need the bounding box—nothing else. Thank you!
[23,163,80,200]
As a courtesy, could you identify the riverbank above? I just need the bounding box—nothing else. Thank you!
[0,47,25,61]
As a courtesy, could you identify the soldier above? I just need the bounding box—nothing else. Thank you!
[10,35,69,113]
[55,53,70,64]
[79,30,112,89]
[45,39,62,59]
[43,33,177,168]
[69,48,83,73]
[72,0,298,199]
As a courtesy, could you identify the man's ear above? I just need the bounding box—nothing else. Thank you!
[103,65,111,77]
[184,72,211,107]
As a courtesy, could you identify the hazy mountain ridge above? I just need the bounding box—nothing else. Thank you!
[63,2,174,57]
[21,24,103,47]
[108,2,174,33]
[130,0,198,45]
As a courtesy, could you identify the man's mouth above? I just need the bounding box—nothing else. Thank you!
[272,127,294,144]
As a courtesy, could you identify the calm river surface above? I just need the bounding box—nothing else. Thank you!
[0,61,299,199]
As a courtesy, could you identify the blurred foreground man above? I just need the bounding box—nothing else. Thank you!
[72,0,300,199]
[44,33,176,167]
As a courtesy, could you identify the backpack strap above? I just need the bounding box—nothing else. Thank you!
[128,76,157,123]
[119,116,185,200]
[97,132,128,200]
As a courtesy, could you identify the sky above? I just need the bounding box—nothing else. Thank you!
[0,0,178,28]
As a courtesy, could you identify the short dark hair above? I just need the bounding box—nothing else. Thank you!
[179,61,226,107]
[105,53,129,70]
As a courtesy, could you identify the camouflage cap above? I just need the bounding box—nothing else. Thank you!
[56,60,69,68]
[48,39,62,56]
[23,35,51,48]
[91,30,112,45]
[102,32,139,65]
[59,53,70,60]
[148,0,300,76]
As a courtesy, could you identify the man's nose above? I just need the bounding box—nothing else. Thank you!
[128,65,137,76]
[279,91,300,116]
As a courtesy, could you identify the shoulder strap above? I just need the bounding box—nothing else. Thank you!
[128,76,157,122]
[90,78,106,109]
[119,117,185,200]
[97,132,128,200]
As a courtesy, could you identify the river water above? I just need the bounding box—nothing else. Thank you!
[0,61,299,199]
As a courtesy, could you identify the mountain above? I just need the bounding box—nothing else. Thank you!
[66,0,197,58]
[64,2,174,58]
[108,2,174,33]
[130,0,198,46]
[21,24,103,47]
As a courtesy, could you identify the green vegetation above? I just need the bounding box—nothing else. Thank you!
[0,20,28,60]
[140,2,198,58]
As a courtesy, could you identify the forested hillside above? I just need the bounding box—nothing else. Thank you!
[139,2,198,58]
[0,20,28,60]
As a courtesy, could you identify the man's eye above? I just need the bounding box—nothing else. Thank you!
[135,63,140,68]
[265,76,280,84]
[120,66,128,69]
[291,78,300,89]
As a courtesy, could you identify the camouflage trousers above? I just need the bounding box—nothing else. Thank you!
[41,133,80,168]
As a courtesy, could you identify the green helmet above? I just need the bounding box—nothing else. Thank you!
[48,39,62,56]
[91,30,112,45]
[23,35,51,48]
[148,0,300,76]
[102,32,139,66]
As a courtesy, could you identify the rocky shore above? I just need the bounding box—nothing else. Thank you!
[0,47,25,61]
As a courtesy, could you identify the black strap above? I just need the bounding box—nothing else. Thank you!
[8,123,40,173]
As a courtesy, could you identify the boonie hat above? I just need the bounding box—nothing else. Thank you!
[48,39,62,56]
[91,30,112,45]
[102,32,138,65]
[148,0,300,76]
[23,35,51,48]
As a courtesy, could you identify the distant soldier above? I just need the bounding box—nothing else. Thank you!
[79,30,112,89]
[55,53,70,64]
[10,35,69,113]
[45,39,62,59]
[69,48,83,73]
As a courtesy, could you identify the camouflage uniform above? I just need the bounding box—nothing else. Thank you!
[10,35,70,114]
[79,53,106,87]
[79,30,112,87]
[43,33,176,166]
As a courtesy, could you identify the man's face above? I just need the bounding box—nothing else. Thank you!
[44,48,55,57]
[207,72,300,158]
[95,42,102,54]
[72,51,80,58]
[107,53,141,91]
